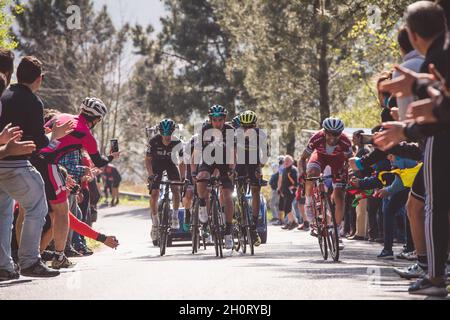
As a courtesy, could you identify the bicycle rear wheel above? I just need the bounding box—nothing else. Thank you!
[324,194,339,262]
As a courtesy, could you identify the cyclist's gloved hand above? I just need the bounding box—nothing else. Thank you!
[147,175,157,189]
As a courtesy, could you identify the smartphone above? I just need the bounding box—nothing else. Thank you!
[361,133,374,145]
[110,139,119,153]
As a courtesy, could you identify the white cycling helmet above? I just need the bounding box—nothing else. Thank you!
[322,117,344,134]
[80,97,108,119]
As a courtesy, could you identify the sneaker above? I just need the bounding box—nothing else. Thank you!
[51,254,76,270]
[310,228,318,237]
[250,229,261,247]
[405,251,417,261]
[281,223,291,230]
[20,260,60,278]
[0,265,20,282]
[64,246,83,258]
[394,263,426,279]
[409,277,448,297]
[272,219,283,226]
[224,234,233,250]
[199,207,208,224]
[297,221,310,231]
[377,249,394,260]
[41,250,55,262]
[396,250,414,260]
[76,246,94,257]
[171,214,180,230]
[287,222,299,230]
[347,234,366,241]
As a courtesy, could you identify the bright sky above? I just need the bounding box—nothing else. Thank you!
[93,0,166,31]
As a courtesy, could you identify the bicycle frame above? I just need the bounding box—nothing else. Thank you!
[307,174,340,262]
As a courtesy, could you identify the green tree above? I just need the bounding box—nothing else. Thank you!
[130,0,253,124]
[212,0,413,154]
[0,0,21,49]
[15,0,129,152]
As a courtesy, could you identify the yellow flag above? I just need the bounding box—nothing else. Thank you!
[378,163,423,188]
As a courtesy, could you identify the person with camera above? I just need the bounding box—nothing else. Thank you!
[32,97,120,269]
[145,119,185,245]
[373,1,450,297]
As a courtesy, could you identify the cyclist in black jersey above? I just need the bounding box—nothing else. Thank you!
[235,110,269,246]
[145,119,185,244]
[195,105,236,250]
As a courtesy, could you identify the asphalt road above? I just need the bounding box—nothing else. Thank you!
[0,205,442,300]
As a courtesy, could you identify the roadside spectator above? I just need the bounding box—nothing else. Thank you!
[106,164,122,207]
[279,155,299,230]
[347,130,371,241]
[269,163,281,224]
[0,54,65,279]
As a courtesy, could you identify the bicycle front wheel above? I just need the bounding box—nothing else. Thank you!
[159,201,170,256]
[324,194,339,262]
[244,199,254,256]
[212,197,223,258]
[191,200,200,254]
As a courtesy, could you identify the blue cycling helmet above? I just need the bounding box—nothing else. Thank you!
[232,115,241,128]
[208,105,228,118]
[158,119,176,136]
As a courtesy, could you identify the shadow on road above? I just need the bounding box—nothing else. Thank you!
[102,207,150,220]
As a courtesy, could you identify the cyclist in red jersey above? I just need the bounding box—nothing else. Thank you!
[299,117,351,243]
[31,97,120,268]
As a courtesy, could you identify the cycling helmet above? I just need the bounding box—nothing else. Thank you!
[232,115,241,129]
[208,105,228,117]
[158,119,176,136]
[80,97,108,119]
[239,110,257,126]
[322,117,344,134]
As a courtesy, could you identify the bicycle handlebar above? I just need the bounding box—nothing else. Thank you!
[305,175,334,181]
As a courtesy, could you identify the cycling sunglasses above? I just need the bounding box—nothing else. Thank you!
[325,130,341,137]
[211,117,225,122]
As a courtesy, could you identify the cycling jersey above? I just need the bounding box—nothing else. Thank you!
[200,123,235,165]
[38,113,111,168]
[235,127,268,165]
[305,129,352,157]
[146,134,183,162]
[305,130,351,187]
[147,134,183,190]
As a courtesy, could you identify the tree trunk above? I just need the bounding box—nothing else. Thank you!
[318,20,330,125]
[286,122,296,156]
